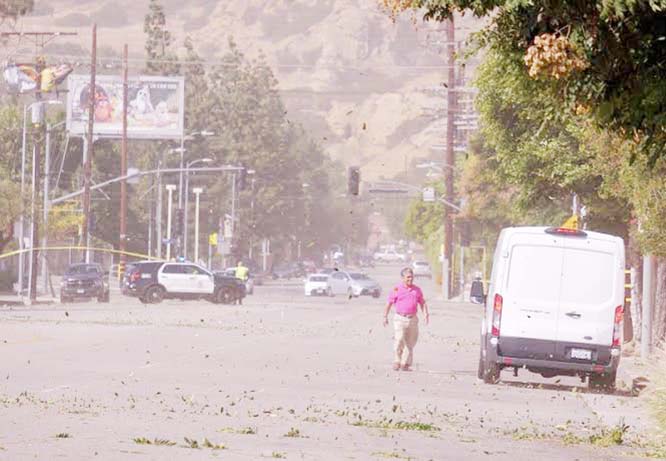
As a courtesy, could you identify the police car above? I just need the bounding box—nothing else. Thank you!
[122,261,245,304]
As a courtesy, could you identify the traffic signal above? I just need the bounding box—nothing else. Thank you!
[347,166,360,196]
[175,208,184,237]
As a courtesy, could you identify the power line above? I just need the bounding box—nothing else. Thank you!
[7,51,473,71]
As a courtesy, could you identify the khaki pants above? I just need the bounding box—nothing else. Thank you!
[393,315,419,366]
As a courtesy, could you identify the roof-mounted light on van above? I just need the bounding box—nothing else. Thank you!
[545,227,587,237]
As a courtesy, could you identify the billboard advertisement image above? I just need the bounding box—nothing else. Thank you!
[66,74,185,139]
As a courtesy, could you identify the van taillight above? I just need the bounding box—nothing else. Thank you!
[612,305,623,347]
[130,271,141,282]
[491,294,503,337]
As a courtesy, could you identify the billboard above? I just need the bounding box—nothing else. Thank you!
[66,74,184,139]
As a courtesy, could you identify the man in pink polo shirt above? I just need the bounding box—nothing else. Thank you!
[383,267,429,371]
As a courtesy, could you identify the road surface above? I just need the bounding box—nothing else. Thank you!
[0,265,656,460]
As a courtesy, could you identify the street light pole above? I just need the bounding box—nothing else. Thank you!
[183,158,212,259]
[193,187,203,264]
[178,136,185,210]
[176,130,214,212]
[156,151,164,259]
[18,103,30,298]
[165,184,176,260]
[42,121,65,294]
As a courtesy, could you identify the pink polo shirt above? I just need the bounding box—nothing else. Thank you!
[388,283,424,316]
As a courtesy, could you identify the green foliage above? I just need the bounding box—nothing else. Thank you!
[144,0,180,75]
[408,0,666,164]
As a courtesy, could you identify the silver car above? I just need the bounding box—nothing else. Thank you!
[412,260,432,278]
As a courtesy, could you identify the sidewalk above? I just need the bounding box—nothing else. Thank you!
[617,342,654,396]
[0,293,57,307]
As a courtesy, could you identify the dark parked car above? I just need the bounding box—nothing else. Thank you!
[60,263,110,303]
[122,261,245,304]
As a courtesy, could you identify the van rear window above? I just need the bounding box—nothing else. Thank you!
[561,248,614,304]
[507,245,562,301]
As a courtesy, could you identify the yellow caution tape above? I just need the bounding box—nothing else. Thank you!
[0,246,162,261]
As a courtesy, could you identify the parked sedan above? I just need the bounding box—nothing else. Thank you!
[412,260,432,278]
[348,272,382,298]
[328,270,381,298]
[304,273,330,296]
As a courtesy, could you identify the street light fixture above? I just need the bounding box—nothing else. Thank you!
[176,130,215,209]
[183,158,213,259]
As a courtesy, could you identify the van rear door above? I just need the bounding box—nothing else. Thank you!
[501,233,563,342]
[557,237,621,347]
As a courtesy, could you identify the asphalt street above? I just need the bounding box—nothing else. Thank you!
[0,264,657,460]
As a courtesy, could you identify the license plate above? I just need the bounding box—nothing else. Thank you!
[571,348,592,360]
[77,289,85,294]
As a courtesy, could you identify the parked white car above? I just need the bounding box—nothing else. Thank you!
[327,270,381,298]
[304,273,331,296]
[478,226,625,391]
[348,272,382,298]
[412,260,432,278]
[373,249,407,262]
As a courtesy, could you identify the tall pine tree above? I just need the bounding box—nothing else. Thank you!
[143,0,180,75]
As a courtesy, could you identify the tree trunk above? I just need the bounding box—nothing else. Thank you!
[653,258,666,343]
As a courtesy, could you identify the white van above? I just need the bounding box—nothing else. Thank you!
[478,226,625,391]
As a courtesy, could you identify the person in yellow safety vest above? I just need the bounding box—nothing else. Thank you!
[235,261,249,281]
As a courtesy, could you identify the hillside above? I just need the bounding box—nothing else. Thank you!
[8,0,483,181]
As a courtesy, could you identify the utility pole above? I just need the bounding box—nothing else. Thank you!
[28,57,44,301]
[82,24,97,263]
[442,16,456,299]
[119,44,129,281]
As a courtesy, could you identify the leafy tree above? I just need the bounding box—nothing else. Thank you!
[143,0,180,76]
[0,105,27,254]
[383,0,666,164]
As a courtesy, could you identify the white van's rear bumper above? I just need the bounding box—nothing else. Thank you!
[486,335,620,375]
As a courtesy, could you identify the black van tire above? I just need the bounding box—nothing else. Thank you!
[145,285,165,304]
[483,359,500,384]
[589,370,616,392]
